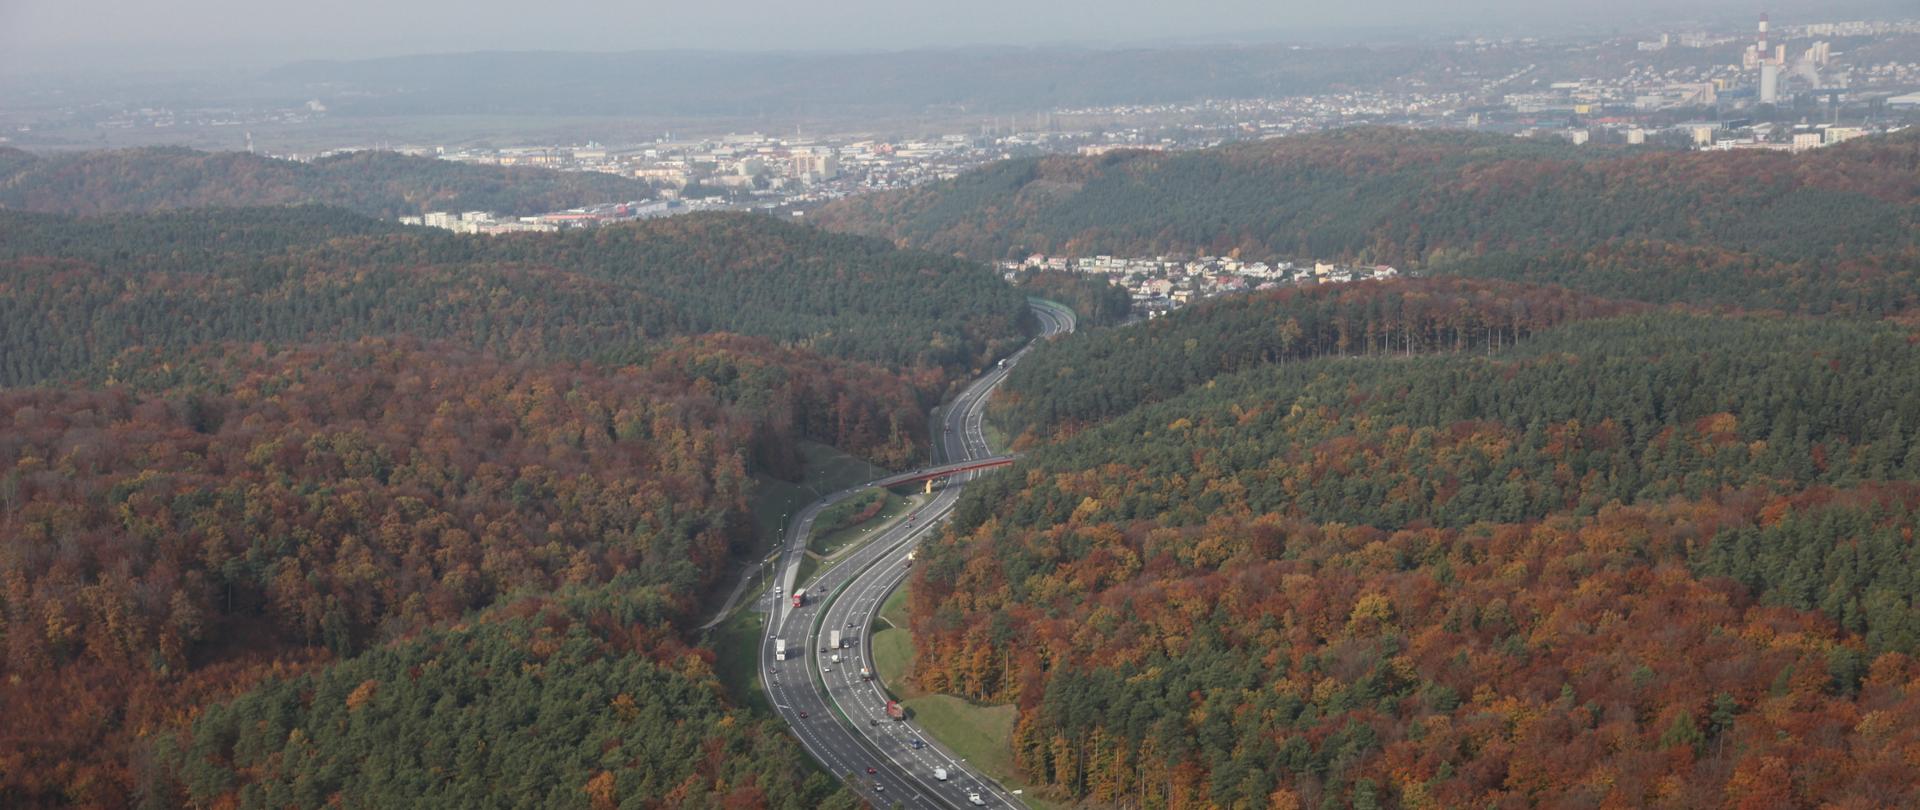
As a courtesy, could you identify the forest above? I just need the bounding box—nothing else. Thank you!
[815,127,1920,316]
[144,585,857,809]
[0,207,1031,384]
[0,195,1049,805]
[13,124,1920,809]
[0,336,935,805]
[906,282,1920,807]
[988,277,1637,443]
[0,146,661,218]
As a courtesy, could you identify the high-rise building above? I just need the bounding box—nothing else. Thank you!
[1760,63,1781,104]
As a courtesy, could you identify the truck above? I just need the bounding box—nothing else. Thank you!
[885,700,906,722]
[775,639,787,662]
[933,767,949,781]
[831,653,842,664]
[791,589,806,609]
[859,666,872,681]
[829,629,842,649]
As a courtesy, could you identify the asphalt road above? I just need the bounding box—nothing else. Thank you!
[758,301,1074,808]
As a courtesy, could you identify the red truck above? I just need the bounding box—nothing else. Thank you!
[885,700,906,722]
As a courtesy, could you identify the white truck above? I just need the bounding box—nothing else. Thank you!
[831,653,842,664]
[933,768,949,781]
[775,639,787,662]
[830,629,842,649]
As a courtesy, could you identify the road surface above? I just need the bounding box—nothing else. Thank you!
[758,300,1074,808]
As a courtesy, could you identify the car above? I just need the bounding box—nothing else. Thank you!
[968,793,986,806]
[869,718,878,727]
[911,739,926,749]
[798,711,808,718]
[866,767,878,775]
[845,621,854,628]
[822,666,831,673]
[873,782,884,791]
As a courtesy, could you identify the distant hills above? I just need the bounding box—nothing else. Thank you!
[0,206,1030,383]
[814,127,1920,314]
[0,146,657,218]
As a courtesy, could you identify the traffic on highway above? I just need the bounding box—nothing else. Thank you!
[757,301,1074,808]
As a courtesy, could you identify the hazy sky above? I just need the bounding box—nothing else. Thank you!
[0,0,1904,75]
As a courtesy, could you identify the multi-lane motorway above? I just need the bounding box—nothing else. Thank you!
[758,301,1074,808]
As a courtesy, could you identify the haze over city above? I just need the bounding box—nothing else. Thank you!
[1,0,1911,72]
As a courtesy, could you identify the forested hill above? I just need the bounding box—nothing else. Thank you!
[1,339,890,806]
[918,305,1920,808]
[0,146,659,218]
[0,207,1030,383]
[0,177,1045,803]
[814,127,1920,315]
[989,277,1637,443]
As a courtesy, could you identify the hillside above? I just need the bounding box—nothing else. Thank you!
[0,337,917,806]
[0,146,658,218]
[0,207,1030,385]
[814,127,1920,315]
[145,586,855,809]
[915,303,1920,808]
[0,202,1034,805]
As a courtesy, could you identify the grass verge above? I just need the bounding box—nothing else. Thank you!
[809,488,912,558]
[871,582,1065,809]
[900,697,1020,784]
[710,589,773,715]
[748,441,890,549]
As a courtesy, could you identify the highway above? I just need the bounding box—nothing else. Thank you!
[758,300,1075,808]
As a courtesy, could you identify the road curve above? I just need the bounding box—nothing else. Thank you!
[760,301,1074,808]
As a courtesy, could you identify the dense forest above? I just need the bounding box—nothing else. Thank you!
[0,146,661,218]
[905,280,1920,807]
[15,122,1920,809]
[145,585,856,809]
[0,337,926,805]
[989,277,1637,443]
[0,207,1031,383]
[0,194,1043,805]
[1010,269,1136,329]
[815,128,1920,315]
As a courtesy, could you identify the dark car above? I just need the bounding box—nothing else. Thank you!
[866,767,878,774]
[798,711,808,718]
